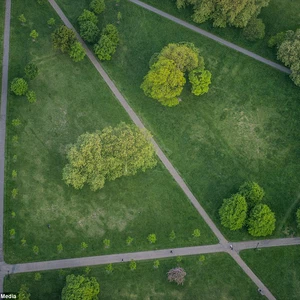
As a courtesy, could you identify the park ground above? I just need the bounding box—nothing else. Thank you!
[56,0,300,241]
[4,253,262,299]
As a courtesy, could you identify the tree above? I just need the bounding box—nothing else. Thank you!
[189,68,212,96]
[57,243,63,253]
[34,273,42,281]
[117,12,122,23]
[219,194,248,230]
[78,9,98,26]
[9,229,15,238]
[239,181,265,208]
[248,204,276,237]
[129,259,137,271]
[90,0,106,14]
[12,119,21,126]
[147,233,157,244]
[24,63,39,80]
[297,208,300,228]
[26,90,37,103]
[30,30,39,41]
[153,260,160,269]
[167,267,186,285]
[12,170,17,178]
[11,78,28,96]
[192,229,201,237]
[268,32,286,48]
[18,285,30,300]
[52,25,77,53]
[79,21,100,43]
[47,18,56,27]
[176,256,182,263]
[12,188,18,198]
[12,135,18,144]
[103,239,110,248]
[81,242,88,250]
[11,211,16,217]
[141,57,186,107]
[69,41,86,62]
[126,236,133,245]
[243,18,265,41]
[61,274,100,300]
[105,263,113,274]
[169,230,176,241]
[33,245,39,255]
[175,0,270,28]
[63,123,157,191]
[19,14,26,25]
[198,255,205,263]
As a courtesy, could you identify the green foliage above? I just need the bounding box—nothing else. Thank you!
[18,14,26,24]
[81,242,88,250]
[243,18,265,41]
[12,155,17,163]
[9,229,16,237]
[78,9,98,25]
[57,243,63,253]
[63,123,157,191]
[47,18,56,27]
[268,32,286,48]
[84,267,91,275]
[105,263,113,274]
[61,274,100,300]
[153,260,160,269]
[189,68,212,96]
[80,21,100,43]
[21,238,26,246]
[12,170,17,178]
[30,30,39,40]
[129,259,137,271]
[90,0,106,14]
[17,285,30,300]
[12,118,21,126]
[239,181,265,208]
[69,41,86,62]
[117,12,122,22]
[126,236,134,245]
[147,233,157,244]
[192,229,201,237]
[176,256,183,263]
[103,239,110,248]
[11,211,16,218]
[52,25,77,53]
[219,194,248,230]
[12,188,18,199]
[248,204,276,237]
[34,273,42,281]
[169,230,176,241]
[297,208,300,228]
[24,63,39,80]
[11,78,28,96]
[12,135,19,144]
[33,245,39,255]
[199,255,205,263]
[94,24,119,61]
[26,90,37,103]
[176,0,270,28]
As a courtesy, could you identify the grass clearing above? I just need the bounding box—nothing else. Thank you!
[56,0,300,241]
[4,253,262,299]
[4,0,217,264]
[241,246,300,299]
[141,0,300,61]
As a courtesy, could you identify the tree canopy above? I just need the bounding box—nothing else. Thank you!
[90,0,105,14]
[61,275,100,300]
[239,181,265,208]
[63,123,157,191]
[69,41,86,62]
[52,25,77,53]
[219,193,248,230]
[167,267,187,285]
[175,0,270,28]
[24,63,39,80]
[189,68,212,96]
[79,20,100,43]
[11,78,28,96]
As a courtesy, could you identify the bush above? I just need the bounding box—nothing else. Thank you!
[79,21,100,43]
[69,41,86,62]
[192,229,201,237]
[147,233,157,244]
[47,18,56,27]
[90,0,105,14]
[219,194,247,230]
[78,9,98,25]
[296,208,300,228]
[26,90,37,103]
[129,259,137,271]
[11,78,28,96]
[18,14,26,24]
[243,18,265,41]
[30,30,39,40]
[24,63,39,80]
[239,181,265,208]
[248,204,276,236]
[189,68,212,96]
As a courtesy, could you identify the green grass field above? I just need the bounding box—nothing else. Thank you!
[241,246,300,299]
[56,0,300,241]
[4,254,262,299]
[4,0,217,264]
[141,0,300,62]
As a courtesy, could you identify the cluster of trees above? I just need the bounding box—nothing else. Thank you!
[52,25,86,62]
[175,0,269,41]
[269,29,300,87]
[219,181,276,237]
[63,123,157,191]
[141,42,212,107]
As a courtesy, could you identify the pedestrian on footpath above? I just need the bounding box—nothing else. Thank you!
[230,244,233,250]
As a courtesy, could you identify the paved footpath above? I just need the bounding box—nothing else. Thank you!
[129,0,291,75]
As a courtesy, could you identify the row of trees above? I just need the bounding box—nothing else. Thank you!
[269,29,300,87]
[141,42,212,107]
[219,181,276,236]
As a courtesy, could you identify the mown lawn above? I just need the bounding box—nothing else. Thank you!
[141,0,300,62]
[241,246,300,300]
[4,0,217,264]
[4,253,262,299]
[56,0,300,241]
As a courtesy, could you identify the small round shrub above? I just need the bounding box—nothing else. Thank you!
[11,78,28,96]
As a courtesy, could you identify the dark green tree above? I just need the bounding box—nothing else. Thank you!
[243,18,265,41]
[80,21,100,43]
[90,0,106,14]
[239,181,265,208]
[78,9,98,26]
[52,25,77,53]
[24,63,39,80]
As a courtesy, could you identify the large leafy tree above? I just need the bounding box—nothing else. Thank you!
[78,9,98,26]
[69,41,86,62]
[79,21,100,43]
[248,204,276,237]
[167,267,187,285]
[219,194,248,230]
[175,0,270,28]
[239,181,265,208]
[63,123,157,191]
[52,25,77,53]
[189,68,212,96]
[61,275,100,300]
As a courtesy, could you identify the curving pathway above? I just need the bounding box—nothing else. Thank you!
[129,0,291,74]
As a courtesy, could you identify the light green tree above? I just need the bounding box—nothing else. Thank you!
[18,14,26,25]
[61,275,100,300]
[103,239,110,248]
[105,263,113,274]
[199,255,205,263]
[9,229,15,238]
[34,273,42,281]
[30,30,39,41]
[17,285,30,300]
[239,181,265,208]
[189,68,212,96]
[11,211,16,218]
[153,260,160,269]
[47,18,56,27]
[69,41,86,62]
[33,245,39,255]
[78,9,98,25]
[169,230,176,241]
[81,242,88,250]
[26,90,37,103]
[12,188,18,198]
[11,78,28,96]
[126,236,134,245]
[192,229,201,237]
[129,259,137,271]
[12,135,19,144]
[12,119,21,126]
[57,243,63,253]
[12,170,17,178]
[90,0,106,14]
[176,256,183,263]
[117,12,122,23]
[147,233,157,244]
